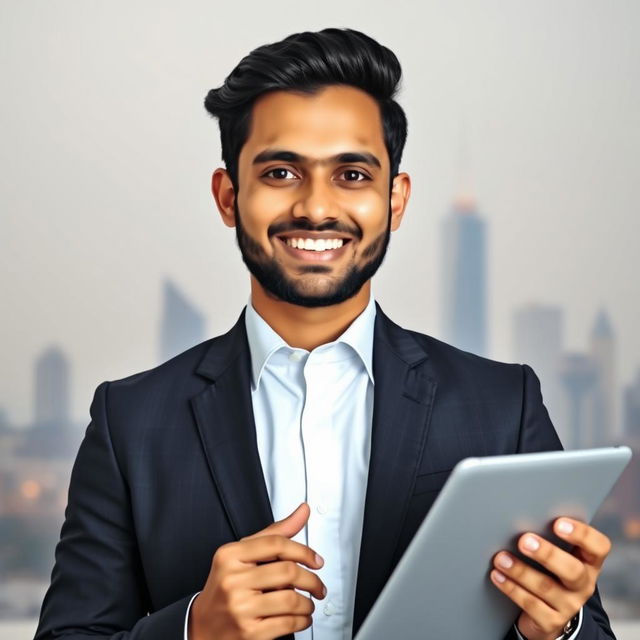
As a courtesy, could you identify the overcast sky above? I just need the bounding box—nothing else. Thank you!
[1,0,639,425]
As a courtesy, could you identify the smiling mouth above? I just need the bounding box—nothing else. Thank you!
[276,235,353,261]
[281,237,350,251]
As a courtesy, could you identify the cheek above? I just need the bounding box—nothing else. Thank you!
[238,188,287,237]
[354,201,383,220]
[347,192,388,232]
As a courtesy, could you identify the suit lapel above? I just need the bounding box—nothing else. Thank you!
[352,304,438,637]
[190,309,274,540]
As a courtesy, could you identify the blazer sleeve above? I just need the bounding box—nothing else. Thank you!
[501,365,616,640]
[34,381,197,640]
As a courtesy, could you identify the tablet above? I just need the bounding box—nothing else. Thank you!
[355,446,632,640]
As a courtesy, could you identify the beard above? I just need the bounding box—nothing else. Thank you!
[233,200,391,308]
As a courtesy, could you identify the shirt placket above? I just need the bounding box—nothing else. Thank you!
[301,354,344,640]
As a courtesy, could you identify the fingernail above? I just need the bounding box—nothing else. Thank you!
[493,570,506,583]
[315,553,324,567]
[557,520,574,535]
[322,585,327,597]
[497,553,514,569]
[523,535,540,552]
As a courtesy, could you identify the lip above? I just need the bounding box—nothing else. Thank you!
[276,231,354,241]
[277,236,352,262]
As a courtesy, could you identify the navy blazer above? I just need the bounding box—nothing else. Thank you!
[35,304,615,639]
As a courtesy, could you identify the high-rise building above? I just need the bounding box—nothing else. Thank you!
[21,346,74,457]
[159,279,207,363]
[623,368,640,439]
[559,353,598,449]
[441,195,487,356]
[589,309,617,443]
[34,346,70,427]
[512,304,564,428]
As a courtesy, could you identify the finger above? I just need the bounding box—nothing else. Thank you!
[248,590,315,618]
[553,518,612,569]
[516,533,589,591]
[253,614,313,640]
[218,535,323,569]
[493,552,580,617]
[247,503,311,540]
[490,570,567,637]
[247,561,326,599]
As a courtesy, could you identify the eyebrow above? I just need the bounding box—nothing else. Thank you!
[251,149,382,169]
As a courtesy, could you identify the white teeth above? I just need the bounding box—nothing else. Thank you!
[285,238,345,251]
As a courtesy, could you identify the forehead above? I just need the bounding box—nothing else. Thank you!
[240,85,387,164]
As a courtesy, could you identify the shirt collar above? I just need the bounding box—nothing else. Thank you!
[244,294,376,390]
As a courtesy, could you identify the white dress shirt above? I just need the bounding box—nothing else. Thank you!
[184,294,581,640]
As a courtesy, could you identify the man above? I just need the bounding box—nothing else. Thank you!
[35,28,615,640]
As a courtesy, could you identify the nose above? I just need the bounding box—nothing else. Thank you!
[291,173,338,223]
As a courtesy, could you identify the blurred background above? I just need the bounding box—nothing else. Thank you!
[1,1,638,638]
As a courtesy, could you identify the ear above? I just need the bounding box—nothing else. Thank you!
[389,172,411,231]
[211,168,236,228]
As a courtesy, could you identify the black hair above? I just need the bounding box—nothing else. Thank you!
[204,27,408,193]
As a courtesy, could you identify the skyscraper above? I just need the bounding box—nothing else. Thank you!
[512,304,564,427]
[34,346,70,427]
[589,309,617,443]
[159,279,207,363]
[559,353,598,449]
[623,368,640,439]
[22,346,75,457]
[441,194,487,356]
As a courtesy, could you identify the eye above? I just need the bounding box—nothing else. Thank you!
[338,169,370,182]
[262,167,298,180]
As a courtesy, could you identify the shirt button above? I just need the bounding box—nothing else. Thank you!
[316,503,327,515]
[288,351,303,362]
[323,602,335,616]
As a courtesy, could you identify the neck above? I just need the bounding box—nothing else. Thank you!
[249,277,371,351]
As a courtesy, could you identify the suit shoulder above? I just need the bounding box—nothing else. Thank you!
[95,323,240,426]
[402,327,525,388]
[87,333,241,461]
[105,338,217,393]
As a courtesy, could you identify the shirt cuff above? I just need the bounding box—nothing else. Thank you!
[513,607,583,640]
[183,591,202,640]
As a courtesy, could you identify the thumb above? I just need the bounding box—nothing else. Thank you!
[248,502,310,540]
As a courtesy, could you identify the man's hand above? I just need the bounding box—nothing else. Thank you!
[188,502,326,640]
[490,518,612,640]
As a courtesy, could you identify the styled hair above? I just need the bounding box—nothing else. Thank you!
[204,27,408,193]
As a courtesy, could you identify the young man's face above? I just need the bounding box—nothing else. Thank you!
[214,84,409,307]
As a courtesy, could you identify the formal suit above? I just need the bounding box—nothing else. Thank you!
[34,303,615,639]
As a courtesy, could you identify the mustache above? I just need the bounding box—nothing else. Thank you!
[268,219,362,240]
